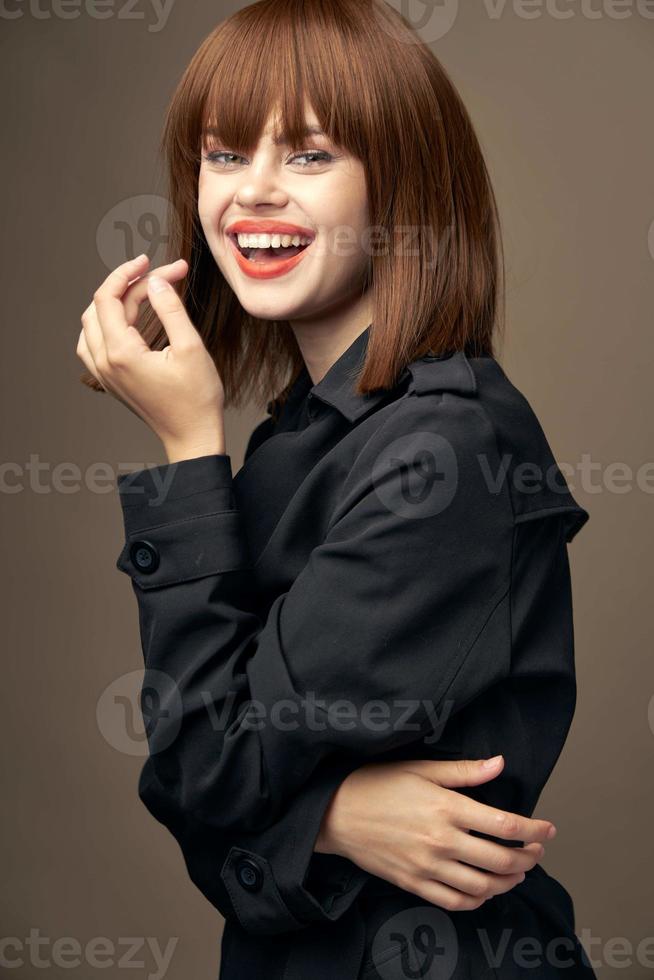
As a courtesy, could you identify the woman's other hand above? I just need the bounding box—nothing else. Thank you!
[315,755,555,912]
[76,254,225,461]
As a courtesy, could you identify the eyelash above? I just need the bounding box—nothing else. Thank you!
[202,150,333,169]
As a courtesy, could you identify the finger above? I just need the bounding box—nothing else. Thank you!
[81,298,107,366]
[123,259,188,326]
[401,756,506,788]
[76,327,146,417]
[93,253,150,346]
[422,856,526,900]
[449,828,544,875]
[98,261,189,367]
[442,790,555,844]
[401,759,556,842]
[146,274,200,348]
[401,874,487,913]
[76,328,104,390]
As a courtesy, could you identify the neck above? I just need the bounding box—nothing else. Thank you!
[288,290,372,386]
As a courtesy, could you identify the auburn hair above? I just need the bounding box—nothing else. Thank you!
[80,0,505,415]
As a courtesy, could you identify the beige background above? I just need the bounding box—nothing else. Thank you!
[2,2,653,977]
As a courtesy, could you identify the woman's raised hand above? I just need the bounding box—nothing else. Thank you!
[315,755,555,912]
[76,254,225,461]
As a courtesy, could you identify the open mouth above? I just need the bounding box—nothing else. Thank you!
[227,233,313,264]
[225,231,315,279]
[227,232,313,265]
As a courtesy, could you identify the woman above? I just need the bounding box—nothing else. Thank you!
[76,1,596,977]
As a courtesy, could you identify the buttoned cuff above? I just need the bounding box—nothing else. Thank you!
[220,847,304,934]
[219,757,370,934]
[286,767,371,922]
[114,454,251,589]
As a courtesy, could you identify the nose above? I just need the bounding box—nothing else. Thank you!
[234,164,289,211]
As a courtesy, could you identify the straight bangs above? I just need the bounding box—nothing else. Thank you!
[167,0,400,223]
[80,0,504,413]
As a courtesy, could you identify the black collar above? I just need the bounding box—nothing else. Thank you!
[267,325,479,423]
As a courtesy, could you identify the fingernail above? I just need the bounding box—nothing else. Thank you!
[148,275,169,293]
[134,253,148,262]
[547,825,557,839]
[482,755,503,769]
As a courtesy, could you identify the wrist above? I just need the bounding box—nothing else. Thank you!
[314,778,353,859]
[164,436,226,463]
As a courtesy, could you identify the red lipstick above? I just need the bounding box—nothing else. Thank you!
[225,220,316,280]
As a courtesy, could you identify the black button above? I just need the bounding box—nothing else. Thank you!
[129,540,160,574]
[235,857,263,892]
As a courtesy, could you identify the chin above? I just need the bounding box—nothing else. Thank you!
[231,283,309,312]
[238,297,307,321]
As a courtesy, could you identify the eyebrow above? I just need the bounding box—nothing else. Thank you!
[272,126,326,145]
[202,125,326,145]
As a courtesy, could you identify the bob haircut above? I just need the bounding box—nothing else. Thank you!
[81,0,505,416]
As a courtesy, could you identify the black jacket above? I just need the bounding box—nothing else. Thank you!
[115,326,596,979]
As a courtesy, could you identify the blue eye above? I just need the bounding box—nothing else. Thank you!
[291,151,333,167]
[203,151,242,166]
[202,150,333,168]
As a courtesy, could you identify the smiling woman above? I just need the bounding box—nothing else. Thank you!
[77,2,596,979]
[79,0,504,410]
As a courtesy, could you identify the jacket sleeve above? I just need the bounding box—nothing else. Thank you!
[114,398,517,933]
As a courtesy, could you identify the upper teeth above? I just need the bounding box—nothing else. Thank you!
[235,233,313,248]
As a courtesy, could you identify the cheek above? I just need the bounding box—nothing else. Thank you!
[196,188,211,236]
[319,174,369,249]
[327,206,370,268]
[197,176,224,237]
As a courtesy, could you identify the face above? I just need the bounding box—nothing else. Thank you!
[197,103,371,325]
